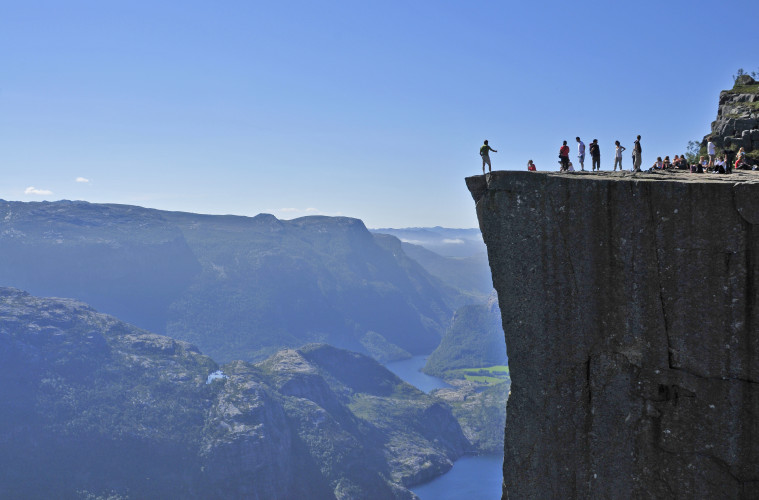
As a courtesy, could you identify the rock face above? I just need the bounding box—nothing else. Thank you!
[0,288,468,499]
[466,171,759,498]
[704,74,759,160]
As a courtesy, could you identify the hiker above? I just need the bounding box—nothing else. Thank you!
[480,140,497,174]
[707,138,716,169]
[527,160,537,171]
[651,157,664,170]
[576,137,586,171]
[633,135,642,172]
[589,139,600,171]
[614,141,626,171]
[559,141,570,171]
[663,156,671,169]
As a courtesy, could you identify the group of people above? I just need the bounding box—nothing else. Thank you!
[479,137,754,175]
[558,136,643,172]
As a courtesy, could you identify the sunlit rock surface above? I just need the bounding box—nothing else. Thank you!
[467,170,759,499]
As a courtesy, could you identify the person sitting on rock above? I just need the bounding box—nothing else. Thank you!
[651,157,664,170]
[735,147,750,169]
[714,156,726,174]
[677,155,689,170]
[527,160,537,171]
[663,156,672,169]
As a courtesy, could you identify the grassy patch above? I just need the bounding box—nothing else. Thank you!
[729,84,759,94]
[444,365,510,385]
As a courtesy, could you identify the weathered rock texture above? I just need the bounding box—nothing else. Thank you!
[704,74,759,161]
[467,170,759,499]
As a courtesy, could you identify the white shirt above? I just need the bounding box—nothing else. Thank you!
[578,141,585,156]
[707,142,715,155]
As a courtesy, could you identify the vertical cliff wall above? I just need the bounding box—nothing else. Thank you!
[467,171,759,499]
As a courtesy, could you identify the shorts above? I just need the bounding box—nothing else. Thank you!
[578,154,585,163]
[482,155,491,168]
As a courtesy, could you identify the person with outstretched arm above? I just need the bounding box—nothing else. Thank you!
[480,140,497,174]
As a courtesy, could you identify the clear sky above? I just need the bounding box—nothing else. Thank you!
[2,0,758,228]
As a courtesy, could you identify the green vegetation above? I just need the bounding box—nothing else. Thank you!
[439,366,511,385]
[731,84,759,95]
[423,302,507,378]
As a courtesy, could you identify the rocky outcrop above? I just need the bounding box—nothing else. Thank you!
[467,171,759,498]
[0,288,467,499]
[704,74,759,160]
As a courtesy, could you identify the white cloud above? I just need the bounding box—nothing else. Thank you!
[280,208,300,213]
[305,207,318,212]
[442,238,465,244]
[75,177,90,183]
[24,186,52,195]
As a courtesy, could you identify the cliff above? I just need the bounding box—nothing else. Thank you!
[704,74,759,163]
[466,170,759,498]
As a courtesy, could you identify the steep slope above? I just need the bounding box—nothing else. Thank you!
[0,201,457,362]
[423,295,506,377]
[0,288,467,499]
[467,171,759,499]
[399,242,493,304]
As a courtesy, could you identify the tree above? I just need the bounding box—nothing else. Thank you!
[685,140,701,164]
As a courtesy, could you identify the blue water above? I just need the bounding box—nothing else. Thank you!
[384,355,504,499]
[411,455,503,500]
[384,355,451,393]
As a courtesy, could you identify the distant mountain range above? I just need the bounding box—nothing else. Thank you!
[0,288,469,499]
[369,227,486,258]
[0,201,466,363]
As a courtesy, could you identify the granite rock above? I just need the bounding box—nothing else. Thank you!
[467,170,759,499]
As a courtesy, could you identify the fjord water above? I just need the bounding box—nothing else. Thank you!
[384,355,503,500]
[384,355,450,393]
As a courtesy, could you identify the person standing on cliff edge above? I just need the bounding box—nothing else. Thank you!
[576,137,586,171]
[480,140,497,174]
[589,139,601,171]
[633,135,642,172]
[559,141,570,171]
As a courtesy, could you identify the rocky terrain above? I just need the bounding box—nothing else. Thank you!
[467,170,759,498]
[0,201,459,363]
[703,74,759,163]
[0,288,469,499]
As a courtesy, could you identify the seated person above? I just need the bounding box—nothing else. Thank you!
[651,157,664,170]
[527,160,537,171]
[714,156,726,174]
[677,156,689,169]
[736,147,751,169]
[663,156,672,169]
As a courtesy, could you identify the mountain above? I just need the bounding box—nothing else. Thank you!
[370,227,486,258]
[423,296,507,378]
[399,242,493,304]
[0,201,459,363]
[0,288,469,499]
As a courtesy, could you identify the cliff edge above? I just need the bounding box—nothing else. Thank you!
[466,170,759,498]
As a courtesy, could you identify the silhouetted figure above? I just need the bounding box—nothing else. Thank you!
[480,140,497,174]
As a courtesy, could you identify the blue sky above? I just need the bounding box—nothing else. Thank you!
[2,0,758,228]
